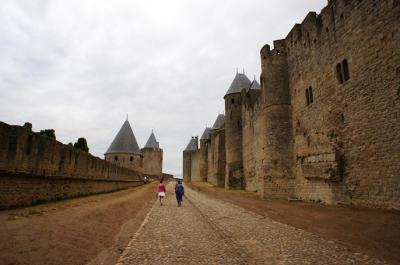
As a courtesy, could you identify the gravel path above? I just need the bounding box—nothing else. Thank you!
[116,183,388,265]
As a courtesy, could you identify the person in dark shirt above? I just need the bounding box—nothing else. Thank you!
[175,180,185,207]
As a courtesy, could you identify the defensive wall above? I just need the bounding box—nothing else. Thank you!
[0,121,143,209]
[190,150,201,182]
[183,0,400,209]
[142,147,163,178]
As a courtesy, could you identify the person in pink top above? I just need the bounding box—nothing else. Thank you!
[157,180,166,206]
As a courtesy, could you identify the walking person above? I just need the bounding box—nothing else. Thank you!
[157,180,166,206]
[175,180,185,207]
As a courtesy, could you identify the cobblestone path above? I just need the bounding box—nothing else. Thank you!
[116,183,388,265]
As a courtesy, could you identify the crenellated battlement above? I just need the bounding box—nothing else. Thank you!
[184,0,400,209]
[249,0,400,207]
[260,39,287,59]
[267,0,399,62]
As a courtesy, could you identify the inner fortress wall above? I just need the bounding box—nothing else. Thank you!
[190,150,202,182]
[184,0,399,209]
[200,139,209,182]
[239,0,399,208]
[283,0,400,207]
[142,148,163,178]
[224,93,244,189]
[242,89,261,193]
[182,150,192,182]
[0,122,143,209]
[208,129,226,187]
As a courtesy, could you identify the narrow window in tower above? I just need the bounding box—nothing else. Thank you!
[336,63,344,84]
[309,86,314,104]
[231,98,235,104]
[114,156,118,161]
[305,88,310,106]
[342,59,350,81]
[130,156,133,162]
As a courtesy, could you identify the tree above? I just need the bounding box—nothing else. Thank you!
[67,142,73,147]
[39,129,56,139]
[23,122,32,132]
[74,137,89,153]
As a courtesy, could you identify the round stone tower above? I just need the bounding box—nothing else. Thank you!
[141,131,163,179]
[105,119,143,173]
[259,41,293,199]
[224,72,251,189]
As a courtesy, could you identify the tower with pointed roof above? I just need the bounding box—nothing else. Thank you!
[141,131,163,179]
[224,72,252,189]
[199,127,211,181]
[182,136,199,182]
[105,119,143,173]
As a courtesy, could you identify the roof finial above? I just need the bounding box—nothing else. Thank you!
[254,74,256,81]
[152,129,154,134]
[236,67,238,74]
[126,114,128,121]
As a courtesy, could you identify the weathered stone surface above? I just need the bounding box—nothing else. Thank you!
[142,147,163,178]
[183,0,400,209]
[0,121,142,208]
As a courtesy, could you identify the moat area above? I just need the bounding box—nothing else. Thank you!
[1,181,399,265]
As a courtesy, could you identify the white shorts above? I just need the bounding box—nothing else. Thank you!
[158,192,165,197]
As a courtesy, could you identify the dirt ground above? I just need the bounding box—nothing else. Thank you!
[0,181,158,265]
[188,182,400,265]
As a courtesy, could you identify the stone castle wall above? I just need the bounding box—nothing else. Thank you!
[184,0,400,209]
[244,0,400,208]
[224,93,244,189]
[190,150,202,182]
[0,121,143,209]
[208,129,226,187]
[200,139,209,182]
[182,150,192,182]
[142,148,163,178]
[287,0,399,208]
[105,153,143,173]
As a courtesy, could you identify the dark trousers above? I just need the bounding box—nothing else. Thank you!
[176,193,183,202]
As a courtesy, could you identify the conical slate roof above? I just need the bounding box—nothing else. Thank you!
[144,131,160,149]
[184,137,198,151]
[225,73,252,97]
[105,120,140,155]
[200,127,211,140]
[212,114,225,130]
[249,79,260,91]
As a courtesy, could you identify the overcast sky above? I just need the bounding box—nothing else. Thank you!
[0,0,326,175]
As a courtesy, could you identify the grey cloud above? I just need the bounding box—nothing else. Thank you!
[0,0,326,175]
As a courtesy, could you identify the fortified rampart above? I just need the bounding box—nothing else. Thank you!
[209,127,226,187]
[190,150,201,182]
[182,136,198,182]
[142,147,163,178]
[283,0,400,207]
[183,0,400,209]
[0,121,143,209]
